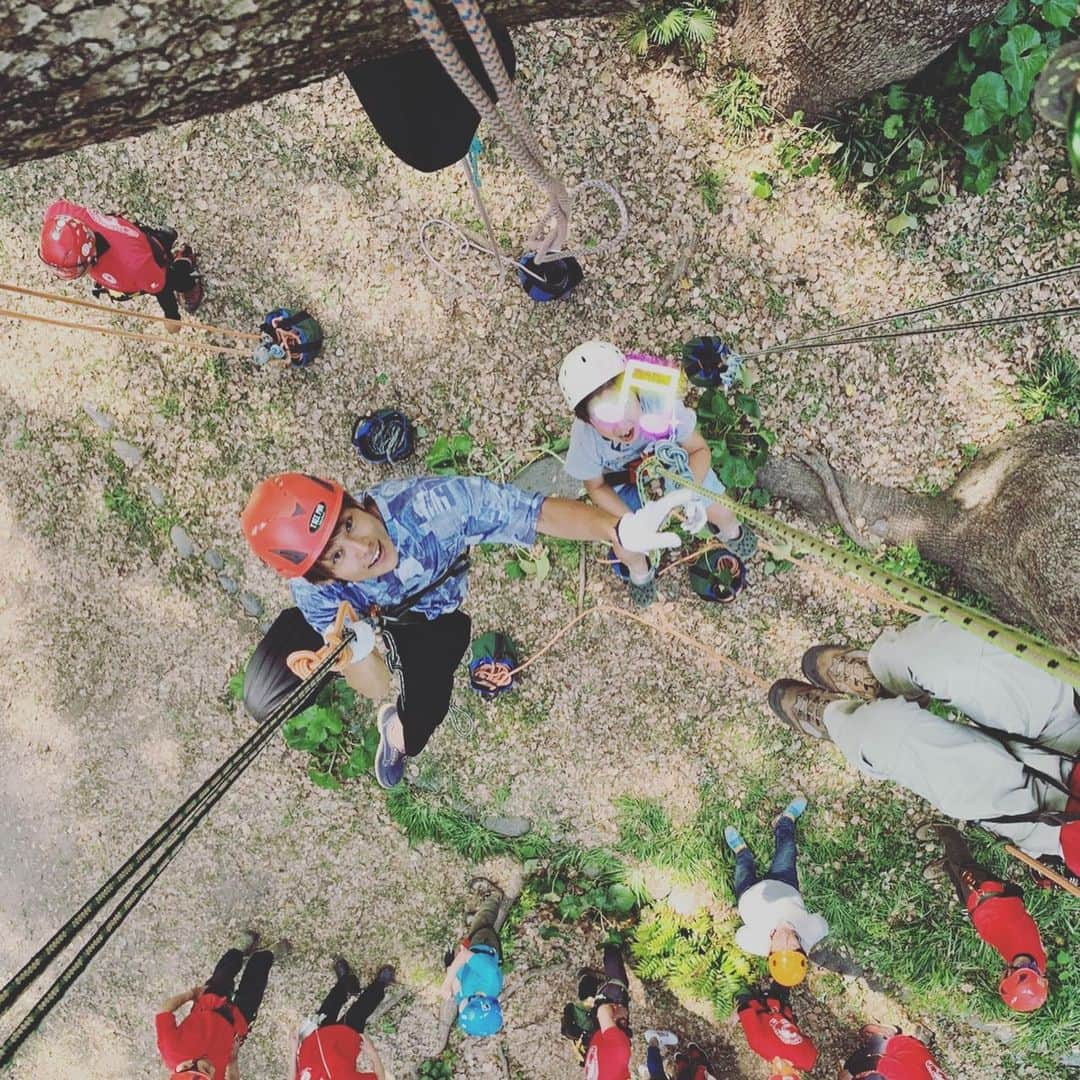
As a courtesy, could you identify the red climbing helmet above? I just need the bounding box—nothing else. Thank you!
[241,473,345,578]
[999,965,1049,1012]
[39,210,96,278]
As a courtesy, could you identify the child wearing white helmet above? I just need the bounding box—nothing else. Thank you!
[557,340,754,606]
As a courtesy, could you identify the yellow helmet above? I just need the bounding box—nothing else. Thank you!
[768,948,808,986]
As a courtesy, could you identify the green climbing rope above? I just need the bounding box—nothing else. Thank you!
[641,460,1080,689]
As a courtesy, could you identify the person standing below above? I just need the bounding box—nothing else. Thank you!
[155,931,285,1080]
[561,943,634,1079]
[39,199,204,323]
[292,958,395,1080]
[440,877,507,1038]
[558,341,755,607]
[839,1025,949,1079]
[724,798,828,988]
[769,617,1080,876]
[735,982,817,1079]
[929,824,1049,1012]
[241,473,692,787]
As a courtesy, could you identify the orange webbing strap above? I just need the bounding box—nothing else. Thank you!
[286,602,360,679]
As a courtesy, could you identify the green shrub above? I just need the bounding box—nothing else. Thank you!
[280,681,378,789]
[620,0,725,59]
[706,67,773,142]
[694,387,776,499]
[1014,348,1080,422]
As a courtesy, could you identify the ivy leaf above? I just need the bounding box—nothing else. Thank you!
[1039,0,1077,27]
[882,113,905,139]
[1000,25,1047,112]
[994,0,1024,25]
[718,455,756,490]
[886,212,918,235]
[606,883,637,914]
[964,71,1009,134]
[735,393,761,419]
[308,768,341,790]
[969,23,1005,58]
[504,559,526,580]
[749,171,773,199]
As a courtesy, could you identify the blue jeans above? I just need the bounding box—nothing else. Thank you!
[733,816,799,900]
[647,1043,667,1079]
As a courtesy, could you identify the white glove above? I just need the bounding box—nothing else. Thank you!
[681,496,709,534]
[616,489,696,553]
[324,617,376,665]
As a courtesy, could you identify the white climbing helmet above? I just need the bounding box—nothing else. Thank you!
[558,340,626,410]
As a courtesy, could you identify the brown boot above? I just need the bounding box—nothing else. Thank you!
[801,645,882,699]
[768,679,843,740]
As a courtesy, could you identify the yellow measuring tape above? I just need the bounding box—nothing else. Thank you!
[648,463,1080,689]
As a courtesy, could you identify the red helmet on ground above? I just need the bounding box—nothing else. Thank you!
[171,1072,212,1080]
[241,473,344,578]
[999,965,1049,1012]
[39,211,96,278]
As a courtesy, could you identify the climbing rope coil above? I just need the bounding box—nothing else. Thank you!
[405,0,629,295]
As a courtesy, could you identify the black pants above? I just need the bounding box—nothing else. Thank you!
[204,948,274,1026]
[142,226,193,321]
[317,972,386,1033]
[243,607,471,757]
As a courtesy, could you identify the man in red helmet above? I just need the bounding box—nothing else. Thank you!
[929,824,1048,1012]
[736,982,817,1079]
[839,1025,948,1080]
[39,199,203,322]
[155,931,285,1080]
[241,472,694,787]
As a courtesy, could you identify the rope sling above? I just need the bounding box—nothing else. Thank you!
[405,0,629,291]
[0,635,354,1067]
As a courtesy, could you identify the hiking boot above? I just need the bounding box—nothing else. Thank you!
[333,957,361,997]
[375,703,406,789]
[237,929,260,956]
[768,680,842,740]
[801,645,881,699]
[172,244,204,314]
[576,968,603,1001]
[375,964,396,987]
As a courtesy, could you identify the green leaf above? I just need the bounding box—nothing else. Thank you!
[735,393,761,420]
[504,559,526,580]
[885,84,908,111]
[964,71,1010,134]
[227,670,245,701]
[309,768,341,790]
[606,883,637,914]
[994,0,1024,25]
[749,177,772,199]
[718,455,756,490]
[1001,25,1047,111]
[450,434,473,456]
[882,113,905,139]
[341,744,374,777]
[1039,0,1077,27]
[885,212,918,235]
[1015,108,1036,139]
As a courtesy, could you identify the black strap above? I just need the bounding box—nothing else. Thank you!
[378,552,470,622]
[0,638,352,1066]
[982,808,1080,825]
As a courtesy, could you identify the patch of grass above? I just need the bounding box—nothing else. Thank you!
[695,168,727,213]
[620,0,724,60]
[706,68,773,143]
[1014,349,1080,424]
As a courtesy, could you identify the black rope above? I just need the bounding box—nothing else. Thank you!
[740,304,1080,358]
[0,634,352,1066]
[739,262,1080,360]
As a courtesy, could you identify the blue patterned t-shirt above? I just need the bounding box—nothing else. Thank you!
[290,476,544,632]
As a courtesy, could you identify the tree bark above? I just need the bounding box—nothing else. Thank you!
[758,423,1080,654]
[731,0,1003,114]
[0,0,635,169]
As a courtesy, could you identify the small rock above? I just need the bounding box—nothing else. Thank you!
[111,438,143,468]
[217,574,239,595]
[481,814,531,838]
[147,485,166,508]
[83,404,114,432]
[203,549,225,571]
[1054,175,1070,194]
[239,591,263,618]
[169,525,195,558]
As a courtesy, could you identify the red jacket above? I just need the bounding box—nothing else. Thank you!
[44,199,168,295]
[737,995,817,1072]
[155,994,248,1078]
[295,1026,376,1080]
[873,1034,948,1079]
[966,883,1046,970]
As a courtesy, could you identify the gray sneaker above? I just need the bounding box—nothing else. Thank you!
[375,703,406,789]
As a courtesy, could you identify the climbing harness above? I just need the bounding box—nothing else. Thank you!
[352,408,416,464]
[632,444,1080,687]
[405,0,628,292]
[0,281,318,366]
[0,636,353,1067]
[256,308,323,367]
[468,631,519,698]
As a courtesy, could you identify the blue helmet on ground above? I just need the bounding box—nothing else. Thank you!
[458,993,503,1036]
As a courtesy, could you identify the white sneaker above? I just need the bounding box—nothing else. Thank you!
[643,1029,678,1048]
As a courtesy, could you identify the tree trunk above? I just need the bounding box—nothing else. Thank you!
[758,423,1080,654]
[0,0,635,169]
[731,0,1003,114]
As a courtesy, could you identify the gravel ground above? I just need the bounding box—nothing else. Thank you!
[0,16,1076,1080]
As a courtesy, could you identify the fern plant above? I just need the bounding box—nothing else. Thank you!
[621,0,724,58]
